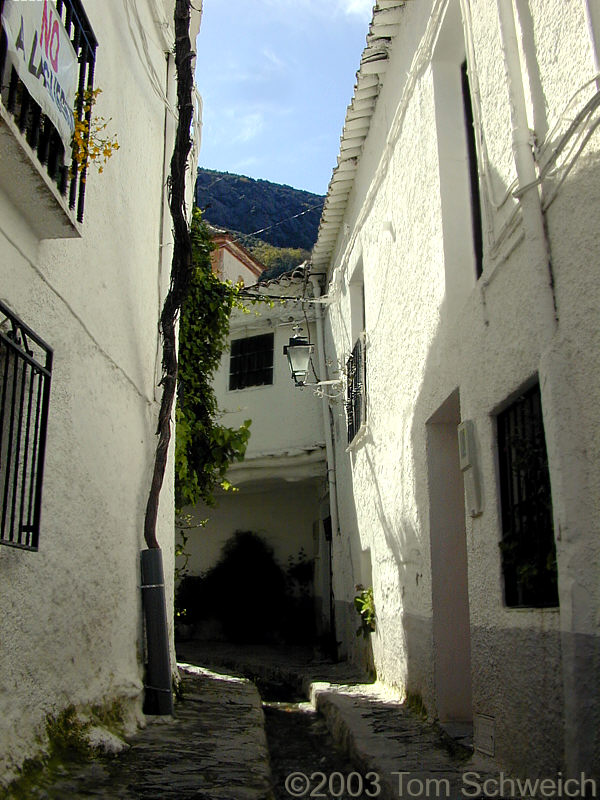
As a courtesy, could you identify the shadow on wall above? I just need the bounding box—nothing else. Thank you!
[329,144,600,769]
[334,425,423,682]
[403,152,599,771]
[175,531,316,645]
[408,286,570,772]
[396,153,535,728]
[361,442,428,693]
[328,441,376,673]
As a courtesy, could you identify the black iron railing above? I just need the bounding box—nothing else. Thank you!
[0,300,52,551]
[497,383,559,607]
[346,337,365,444]
[0,0,97,223]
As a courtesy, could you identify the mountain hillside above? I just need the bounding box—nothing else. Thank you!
[195,168,325,251]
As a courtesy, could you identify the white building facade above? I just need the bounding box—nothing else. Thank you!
[209,227,264,286]
[182,267,332,640]
[0,0,200,783]
[311,0,600,779]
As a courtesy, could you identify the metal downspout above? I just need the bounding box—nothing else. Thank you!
[495,1,600,774]
[141,549,173,714]
[583,0,600,80]
[310,275,340,653]
[496,0,558,332]
[309,276,340,540]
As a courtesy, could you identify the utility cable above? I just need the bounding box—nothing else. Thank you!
[507,86,600,201]
[230,202,324,243]
[543,114,600,210]
[125,0,177,118]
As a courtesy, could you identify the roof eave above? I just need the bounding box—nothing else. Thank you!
[311,1,406,274]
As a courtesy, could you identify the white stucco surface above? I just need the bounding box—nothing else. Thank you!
[0,0,201,783]
[182,277,329,634]
[219,247,260,286]
[182,482,321,579]
[317,0,600,779]
[217,305,325,458]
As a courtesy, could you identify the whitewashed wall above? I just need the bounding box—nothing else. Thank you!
[181,295,328,623]
[219,247,260,286]
[216,307,325,458]
[322,0,600,778]
[0,0,201,784]
[182,482,320,578]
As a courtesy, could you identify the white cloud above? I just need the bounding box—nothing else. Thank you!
[260,0,319,11]
[262,48,287,71]
[254,0,372,23]
[233,112,266,144]
[337,0,373,19]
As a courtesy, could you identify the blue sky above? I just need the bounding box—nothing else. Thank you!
[194,0,374,196]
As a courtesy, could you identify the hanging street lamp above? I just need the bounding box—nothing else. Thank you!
[283,333,314,387]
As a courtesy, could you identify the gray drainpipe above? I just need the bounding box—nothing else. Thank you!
[310,275,340,654]
[141,548,173,715]
[496,0,557,331]
[309,275,340,540]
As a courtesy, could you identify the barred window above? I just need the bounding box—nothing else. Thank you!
[461,60,483,279]
[346,336,366,445]
[497,383,558,608]
[0,301,52,551]
[229,333,274,390]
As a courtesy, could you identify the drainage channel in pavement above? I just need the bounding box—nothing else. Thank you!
[259,678,378,800]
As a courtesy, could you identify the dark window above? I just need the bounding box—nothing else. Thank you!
[0,0,98,222]
[497,383,558,607]
[229,333,274,390]
[346,337,366,444]
[0,300,52,551]
[461,60,484,279]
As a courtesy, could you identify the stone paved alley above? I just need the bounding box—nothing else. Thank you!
[4,645,495,800]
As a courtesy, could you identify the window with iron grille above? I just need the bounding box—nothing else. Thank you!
[0,0,98,223]
[497,383,558,608]
[461,60,483,279]
[229,333,274,390]
[346,336,366,445]
[0,300,52,551]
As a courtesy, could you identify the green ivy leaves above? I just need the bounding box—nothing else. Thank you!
[175,210,252,510]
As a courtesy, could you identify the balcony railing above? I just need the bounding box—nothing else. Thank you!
[0,0,97,223]
[0,300,52,551]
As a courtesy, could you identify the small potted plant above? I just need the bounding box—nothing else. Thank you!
[354,584,376,638]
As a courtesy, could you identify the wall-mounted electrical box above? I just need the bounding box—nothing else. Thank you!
[457,420,483,517]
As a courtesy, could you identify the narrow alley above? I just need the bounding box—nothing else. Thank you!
[8,644,495,800]
[2,0,599,794]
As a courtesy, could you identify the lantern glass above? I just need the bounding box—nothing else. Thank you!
[284,336,314,386]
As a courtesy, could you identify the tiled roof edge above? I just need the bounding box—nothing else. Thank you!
[311,2,406,272]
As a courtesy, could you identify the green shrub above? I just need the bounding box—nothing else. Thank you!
[176,532,315,644]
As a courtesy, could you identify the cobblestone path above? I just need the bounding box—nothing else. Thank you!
[9,666,272,800]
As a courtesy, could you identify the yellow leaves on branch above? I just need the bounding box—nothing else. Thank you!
[71,88,119,180]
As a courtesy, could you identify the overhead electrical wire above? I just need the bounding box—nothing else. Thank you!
[124,0,177,117]
[230,202,324,243]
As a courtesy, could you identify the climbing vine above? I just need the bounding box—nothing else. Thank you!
[144,0,195,550]
[175,209,251,511]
